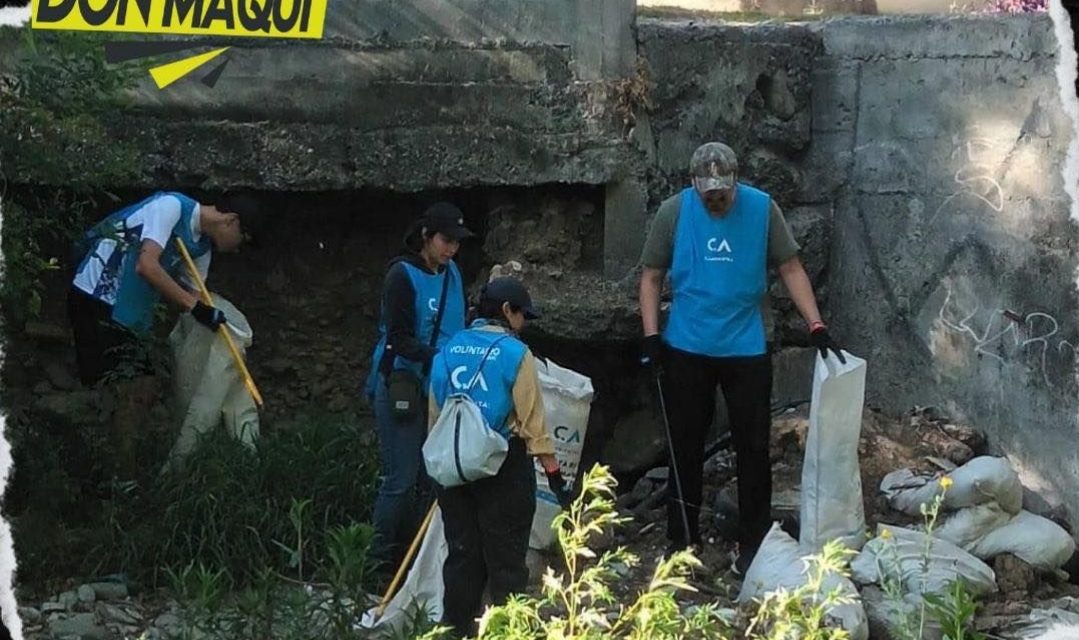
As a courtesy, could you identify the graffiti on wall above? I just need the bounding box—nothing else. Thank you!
[936,283,1077,391]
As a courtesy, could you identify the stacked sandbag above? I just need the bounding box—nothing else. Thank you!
[739,523,869,640]
[880,457,1075,572]
[881,457,1022,515]
[851,525,997,598]
[851,524,995,640]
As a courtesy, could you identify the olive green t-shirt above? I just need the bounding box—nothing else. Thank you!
[639,191,800,270]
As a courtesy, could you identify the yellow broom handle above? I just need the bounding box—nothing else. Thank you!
[174,238,264,407]
[374,501,437,621]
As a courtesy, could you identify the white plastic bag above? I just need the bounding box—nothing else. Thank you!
[358,507,448,633]
[530,358,594,550]
[800,350,867,552]
[423,394,509,488]
[881,457,1023,517]
[967,510,1076,571]
[165,294,259,473]
[998,606,1079,639]
[851,525,997,597]
[739,523,869,640]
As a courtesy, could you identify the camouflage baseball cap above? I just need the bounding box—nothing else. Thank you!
[689,142,738,192]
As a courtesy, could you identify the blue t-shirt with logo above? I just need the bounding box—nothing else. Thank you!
[663,183,772,357]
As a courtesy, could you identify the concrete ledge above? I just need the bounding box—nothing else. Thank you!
[96,118,632,191]
[812,13,1058,60]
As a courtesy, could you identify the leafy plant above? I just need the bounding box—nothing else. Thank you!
[0,29,146,325]
[168,505,380,640]
[435,464,734,640]
[924,579,986,640]
[744,540,857,640]
[873,475,986,640]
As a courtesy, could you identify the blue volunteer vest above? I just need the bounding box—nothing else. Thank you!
[76,191,211,334]
[429,321,528,439]
[663,183,771,357]
[364,260,466,399]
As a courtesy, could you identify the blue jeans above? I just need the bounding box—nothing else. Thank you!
[371,375,433,569]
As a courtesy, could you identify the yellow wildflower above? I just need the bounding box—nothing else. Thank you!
[880,528,893,540]
[939,476,954,490]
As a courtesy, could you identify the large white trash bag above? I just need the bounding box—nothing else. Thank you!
[800,350,868,553]
[529,358,594,550]
[165,294,259,473]
[851,525,997,597]
[739,523,869,640]
[359,507,449,633]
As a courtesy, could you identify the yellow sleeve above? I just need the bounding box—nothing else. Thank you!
[510,351,555,456]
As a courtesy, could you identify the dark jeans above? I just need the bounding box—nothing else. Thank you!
[438,437,536,639]
[67,286,142,386]
[371,375,433,571]
[661,345,773,551]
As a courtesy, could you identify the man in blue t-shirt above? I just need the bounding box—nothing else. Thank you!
[638,142,844,574]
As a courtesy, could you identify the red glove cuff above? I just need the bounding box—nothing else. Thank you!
[809,320,827,333]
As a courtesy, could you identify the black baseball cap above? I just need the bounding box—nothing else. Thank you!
[421,202,475,241]
[216,191,264,247]
[481,276,540,320]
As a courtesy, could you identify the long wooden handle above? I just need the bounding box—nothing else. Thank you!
[374,501,437,621]
[174,238,264,407]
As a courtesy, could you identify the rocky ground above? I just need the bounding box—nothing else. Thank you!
[18,403,1079,639]
[535,403,1079,639]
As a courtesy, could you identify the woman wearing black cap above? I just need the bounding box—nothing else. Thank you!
[363,202,474,572]
[426,276,572,639]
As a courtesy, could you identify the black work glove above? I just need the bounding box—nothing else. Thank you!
[545,469,574,511]
[190,300,226,331]
[640,334,665,378]
[810,324,846,365]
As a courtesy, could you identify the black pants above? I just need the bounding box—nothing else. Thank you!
[437,437,536,639]
[662,345,773,551]
[67,286,147,386]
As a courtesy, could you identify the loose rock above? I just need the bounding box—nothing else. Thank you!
[88,581,129,601]
[49,613,109,640]
[77,584,96,604]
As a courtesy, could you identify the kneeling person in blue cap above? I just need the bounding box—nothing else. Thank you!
[427,277,571,639]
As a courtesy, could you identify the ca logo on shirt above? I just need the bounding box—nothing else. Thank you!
[428,298,439,312]
[705,237,733,262]
[450,365,489,392]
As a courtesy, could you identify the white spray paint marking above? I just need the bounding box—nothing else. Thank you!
[938,284,1077,390]
[930,137,1009,224]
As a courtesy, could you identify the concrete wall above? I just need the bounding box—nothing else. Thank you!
[0,0,640,193]
[812,14,1079,518]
